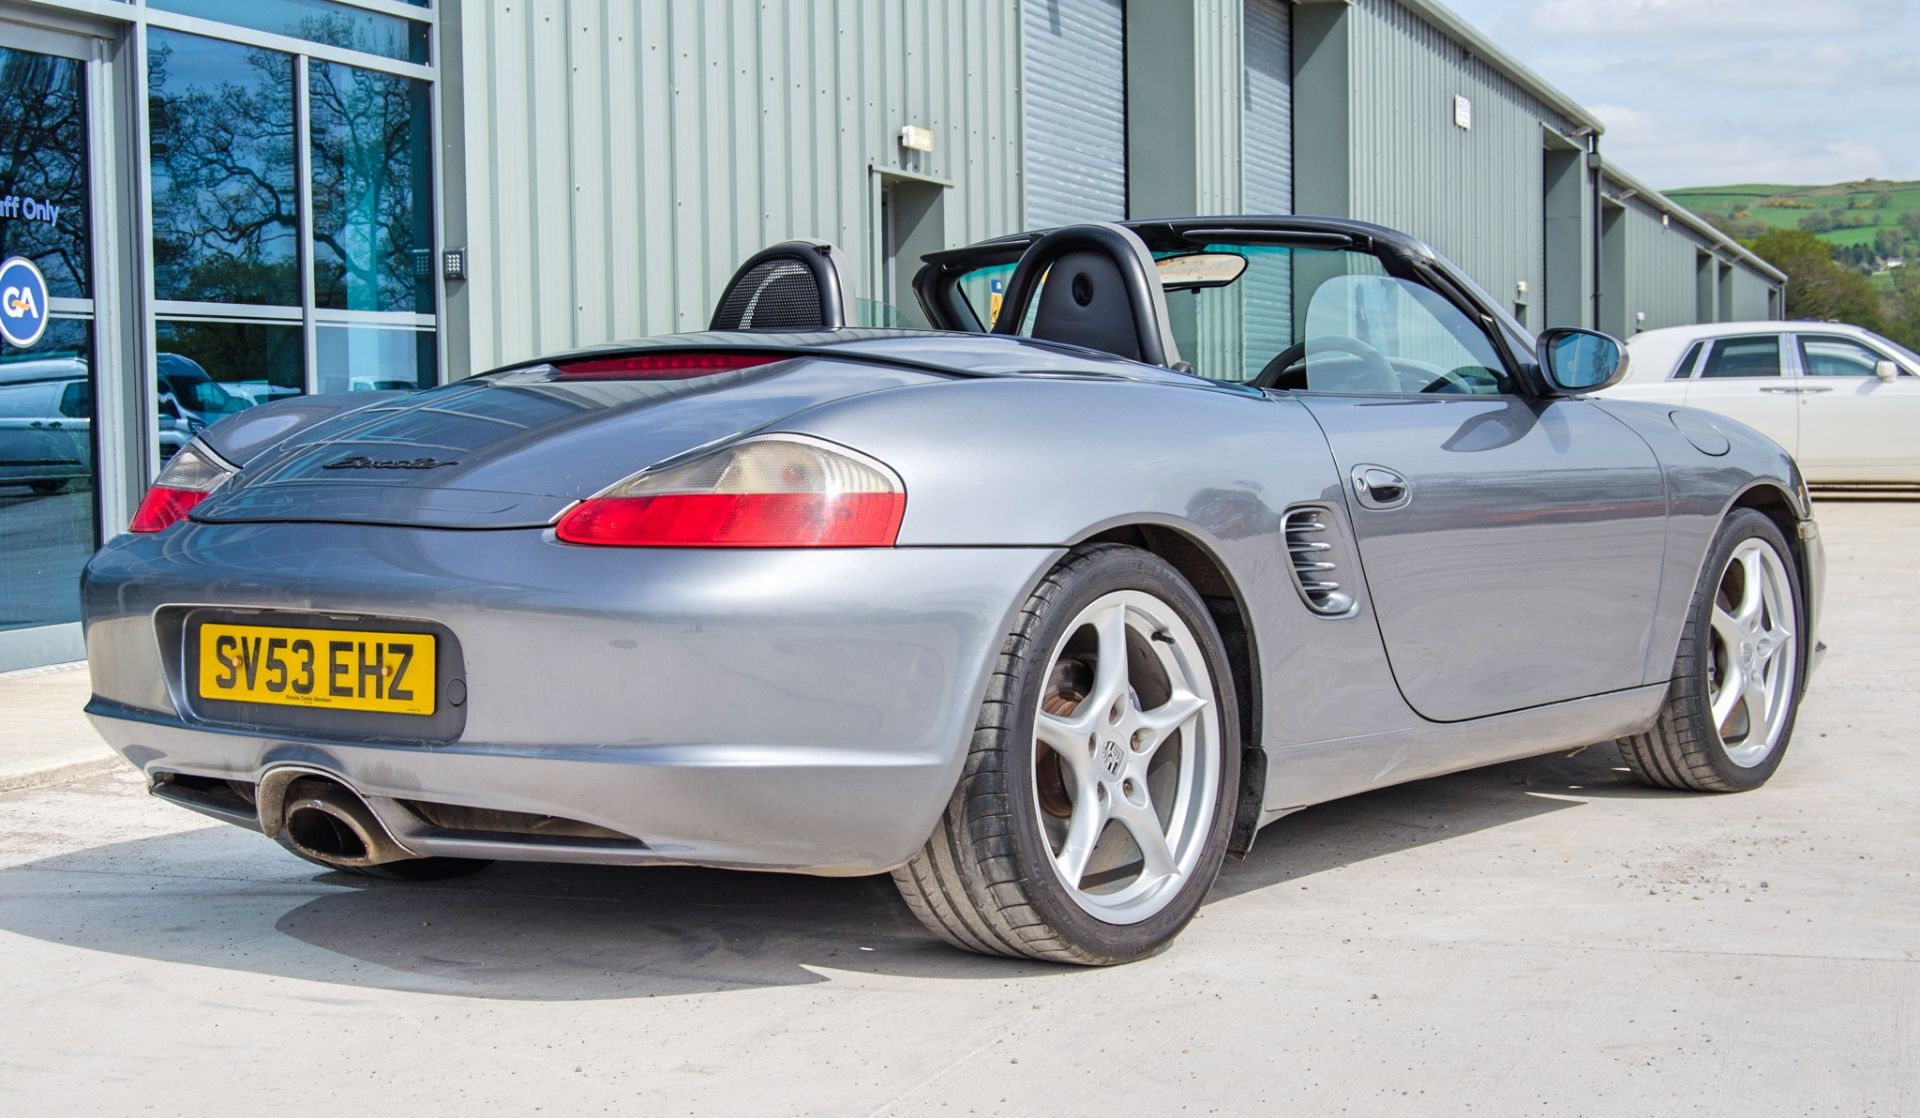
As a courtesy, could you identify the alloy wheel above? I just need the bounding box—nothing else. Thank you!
[1705,537,1798,767]
[1030,589,1222,925]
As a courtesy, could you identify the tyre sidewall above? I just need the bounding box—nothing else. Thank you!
[1000,547,1241,963]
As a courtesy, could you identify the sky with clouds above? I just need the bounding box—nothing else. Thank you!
[1433,0,1920,190]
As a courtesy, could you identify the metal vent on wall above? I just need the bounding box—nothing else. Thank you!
[1283,506,1356,616]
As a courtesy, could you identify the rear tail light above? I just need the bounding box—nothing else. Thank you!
[555,434,906,548]
[129,443,236,533]
[552,351,787,380]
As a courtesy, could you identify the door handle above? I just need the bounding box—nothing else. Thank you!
[1352,464,1411,510]
[1758,386,1797,394]
[1795,386,1833,394]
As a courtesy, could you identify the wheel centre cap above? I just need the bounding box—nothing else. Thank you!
[1099,739,1126,780]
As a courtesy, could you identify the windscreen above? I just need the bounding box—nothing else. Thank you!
[954,242,1513,393]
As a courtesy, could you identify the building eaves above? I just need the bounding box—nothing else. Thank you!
[1600,164,1791,283]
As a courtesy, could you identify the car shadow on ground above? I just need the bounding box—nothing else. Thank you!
[0,743,1672,1000]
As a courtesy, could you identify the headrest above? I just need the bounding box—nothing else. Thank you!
[990,223,1181,368]
[709,240,850,331]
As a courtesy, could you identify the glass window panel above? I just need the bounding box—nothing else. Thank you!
[0,318,94,631]
[148,30,300,306]
[0,48,90,298]
[1700,336,1783,378]
[151,0,430,65]
[1798,335,1886,378]
[155,321,303,443]
[310,62,433,313]
[316,324,434,394]
[1300,267,1512,395]
[1674,340,1704,379]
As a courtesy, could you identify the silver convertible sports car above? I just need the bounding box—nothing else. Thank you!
[83,217,1825,965]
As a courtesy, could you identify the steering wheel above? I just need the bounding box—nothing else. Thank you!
[1252,336,1398,392]
[1418,366,1483,394]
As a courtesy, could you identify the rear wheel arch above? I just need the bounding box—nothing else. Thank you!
[1078,523,1265,855]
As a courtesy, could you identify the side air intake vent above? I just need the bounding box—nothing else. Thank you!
[1283,506,1357,617]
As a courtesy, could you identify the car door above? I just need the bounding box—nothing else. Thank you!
[1287,272,1667,723]
[51,378,92,474]
[1791,332,1920,483]
[1680,333,1799,457]
[0,380,63,482]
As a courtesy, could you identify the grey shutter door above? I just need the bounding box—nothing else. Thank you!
[1243,0,1292,216]
[1241,0,1292,378]
[1022,0,1126,228]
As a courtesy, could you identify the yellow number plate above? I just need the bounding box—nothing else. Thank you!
[197,623,436,716]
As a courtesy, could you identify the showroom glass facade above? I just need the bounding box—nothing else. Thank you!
[148,11,437,428]
[0,38,101,658]
[0,0,437,672]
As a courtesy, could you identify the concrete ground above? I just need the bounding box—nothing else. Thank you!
[0,498,1913,1116]
[0,661,116,791]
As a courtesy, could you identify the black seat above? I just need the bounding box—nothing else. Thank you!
[990,222,1182,368]
[709,240,851,331]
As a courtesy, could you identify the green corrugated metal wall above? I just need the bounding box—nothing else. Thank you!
[442,0,1783,375]
[1618,195,1701,333]
[1342,0,1580,330]
[444,0,1023,372]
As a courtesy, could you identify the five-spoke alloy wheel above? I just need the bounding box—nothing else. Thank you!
[1031,590,1222,925]
[1705,537,1798,767]
[894,545,1240,964]
[1621,508,1806,792]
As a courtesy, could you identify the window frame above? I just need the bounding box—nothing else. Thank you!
[1281,268,1520,399]
[1793,332,1917,379]
[1670,340,1705,380]
[1695,333,1790,381]
[144,24,438,403]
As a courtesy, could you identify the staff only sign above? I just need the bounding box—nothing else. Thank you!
[0,256,50,349]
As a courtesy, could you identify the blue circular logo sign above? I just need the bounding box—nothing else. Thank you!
[0,256,49,349]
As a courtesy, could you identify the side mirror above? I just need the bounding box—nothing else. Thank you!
[1538,327,1629,393]
[1875,359,1898,382]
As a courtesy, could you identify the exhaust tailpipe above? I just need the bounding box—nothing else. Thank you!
[278,778,415,868]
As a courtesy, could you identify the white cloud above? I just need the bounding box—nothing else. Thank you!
[1591,102,1892,188]
[1531,0,1874,36]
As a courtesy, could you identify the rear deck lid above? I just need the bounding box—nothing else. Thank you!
[190,355,942,529]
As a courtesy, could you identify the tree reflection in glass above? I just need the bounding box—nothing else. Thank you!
[148,30,299,307]
[0,47,89,298]
[311,61,432,313]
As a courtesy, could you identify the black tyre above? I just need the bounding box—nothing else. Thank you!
[29,479,67,496]
[1619,508,1806,792]
[893,544,1241,965]
[274,836,495,881]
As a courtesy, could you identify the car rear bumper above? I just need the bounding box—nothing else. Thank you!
[82,522,1061,874]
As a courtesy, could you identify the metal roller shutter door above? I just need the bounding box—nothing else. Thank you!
[1022,0,1126,228]
[1242,0,1293,378]
[1243,0,1292,216]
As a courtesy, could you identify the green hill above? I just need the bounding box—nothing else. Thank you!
[1667,180,1920,265]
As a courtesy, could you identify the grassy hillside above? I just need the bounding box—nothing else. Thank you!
[1668,180,1920,263]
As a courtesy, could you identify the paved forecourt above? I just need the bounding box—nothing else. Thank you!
[0,497,1912,1116]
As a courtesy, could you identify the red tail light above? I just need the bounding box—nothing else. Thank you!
[129,487,213,533]
[553,351,787,380]
[556,435,906,548]
[129,444,235,533]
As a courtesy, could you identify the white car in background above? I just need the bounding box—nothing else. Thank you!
[1602,321,1920,484]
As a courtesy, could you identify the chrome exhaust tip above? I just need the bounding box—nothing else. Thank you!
[274,777,415,868]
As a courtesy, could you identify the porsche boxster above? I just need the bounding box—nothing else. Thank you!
[82,217,1825,964]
